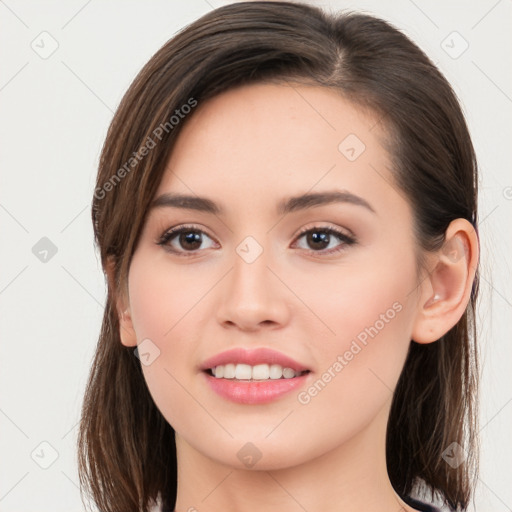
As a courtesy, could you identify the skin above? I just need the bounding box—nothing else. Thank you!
[111,82,479,512]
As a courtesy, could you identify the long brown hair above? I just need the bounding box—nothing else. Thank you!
[78,2,480,511]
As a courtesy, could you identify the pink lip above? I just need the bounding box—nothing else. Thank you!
[199,347,310,373]
[199,347,312,405]
[202,371,311,404]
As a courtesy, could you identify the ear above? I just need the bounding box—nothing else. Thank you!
[411,218,479,344]
[105,256,138,347]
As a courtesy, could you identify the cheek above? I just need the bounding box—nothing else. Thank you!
[292,253,416,407]
[126,252,217,425]
[290,271,415,449]
[288,250,416,354]
[128,250,214,341]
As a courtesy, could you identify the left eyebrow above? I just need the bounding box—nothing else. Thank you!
[277,190,376,215]
[149,190,376,216]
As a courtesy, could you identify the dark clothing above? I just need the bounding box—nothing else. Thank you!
[403,494,447,511]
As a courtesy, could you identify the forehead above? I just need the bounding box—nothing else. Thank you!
[156,82,398,218]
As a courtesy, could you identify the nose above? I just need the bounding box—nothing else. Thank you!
[215,240,290,332]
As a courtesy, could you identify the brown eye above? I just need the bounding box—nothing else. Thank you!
[157,226,216,256]
[293,226,356,254]
[156,224,356,258]
[305,231,331,250]
[176,230,203,251]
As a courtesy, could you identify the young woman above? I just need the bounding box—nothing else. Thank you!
[78,2,480,511]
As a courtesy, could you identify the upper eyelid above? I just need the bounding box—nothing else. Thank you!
[295,223,355,239]
[159,222,351,236]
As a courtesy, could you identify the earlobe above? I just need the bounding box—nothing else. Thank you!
[118,308,138,347]
[105,256,138,347]
[411,219,479,344]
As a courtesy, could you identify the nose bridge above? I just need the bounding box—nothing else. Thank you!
[231,232,274,302]
[216,231,289,329]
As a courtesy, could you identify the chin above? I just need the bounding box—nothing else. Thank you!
[206,433,320,472]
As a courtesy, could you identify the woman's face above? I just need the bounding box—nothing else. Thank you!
[123,82,424,470]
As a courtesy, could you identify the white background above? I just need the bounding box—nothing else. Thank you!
[0,1,511,510]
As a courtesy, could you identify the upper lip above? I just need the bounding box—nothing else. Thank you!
[200,347,310,373]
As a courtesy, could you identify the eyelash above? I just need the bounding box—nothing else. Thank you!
[156,224,357,258]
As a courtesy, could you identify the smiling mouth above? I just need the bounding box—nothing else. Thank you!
[205,363,311,381]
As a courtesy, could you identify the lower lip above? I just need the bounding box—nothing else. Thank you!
[202,371,311,404]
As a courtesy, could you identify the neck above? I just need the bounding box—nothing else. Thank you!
[173,401,416,512]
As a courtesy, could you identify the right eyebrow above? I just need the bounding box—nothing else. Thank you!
[150,193,221,215]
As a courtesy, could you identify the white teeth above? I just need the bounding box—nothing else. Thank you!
[235,364,252,380]
[223,363,236,379]
[252,364,270,380]
[211,363,306,380]
[282,367,296,379]
[269,364,282,379]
